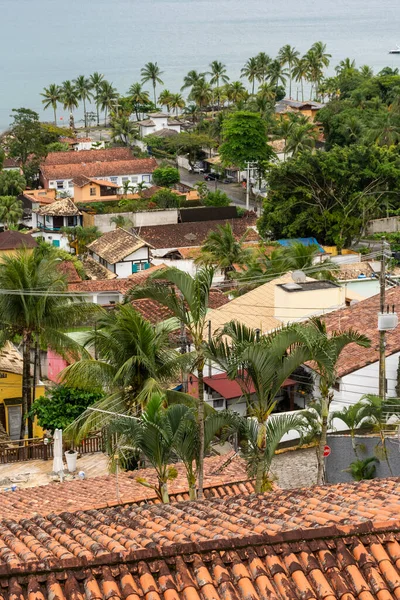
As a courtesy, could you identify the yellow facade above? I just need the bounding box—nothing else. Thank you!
[73,181,118,203]
[0,370,44,439]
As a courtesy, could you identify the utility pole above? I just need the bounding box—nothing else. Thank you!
[208,320,212,378]
[379,237,386,400]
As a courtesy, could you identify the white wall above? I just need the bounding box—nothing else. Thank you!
[31,231,71,252]
[49,173,153,194]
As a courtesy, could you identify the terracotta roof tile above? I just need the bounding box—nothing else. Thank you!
[0,231,37,250]
[57,261,82,283]
[41,159,158,181]
[87,229,151,264]
[43,148,134,166]
[68,265,166,294]
[37,198,81,217]
[317,286,400,377]
[0,341,23,375]
[137,217,259,250]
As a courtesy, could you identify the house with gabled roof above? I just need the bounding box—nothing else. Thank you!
[31,197,82,251]
[87,227,153,277]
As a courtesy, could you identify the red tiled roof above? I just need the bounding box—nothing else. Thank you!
[137,217,259,249]
[2,478,400,599]
[43,148,134,166]
[202,373,296,400]
[68,264,166,294]
[0,453,249,521]
[0,230,37,250]
[41,158,158,181]
[56,261,82,283]
[319,286,400,377]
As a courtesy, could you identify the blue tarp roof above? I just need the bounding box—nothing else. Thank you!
[277,237,325,253]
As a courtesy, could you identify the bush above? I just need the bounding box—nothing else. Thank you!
[151,188,181,208]
[29,385,103,431]
[202,189,230,207]
[152,166,180,187]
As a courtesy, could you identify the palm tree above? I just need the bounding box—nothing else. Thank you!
[267,60,289,94]
[158,89,173,113]
[181,70,205,92]
[255,52,272,83]
[208,60,229,109]
[183,103,200,124]
[225,81,247,105]
[110,115,137,145]
[141,62,164,106]
[41,84,62,125]
[346,456,378,481]
[241,57,259,95]
[360,65,374,78]
[63,304,190,440]
[189,79,213,110]
[0,249,97,439]
[368,112,400,146]
[61,80,79,129]
[285,122,318,155]
[73,75,93,127]
[292,57,309,101]
[277,45,299,99]
[258,82,276,104]
[0,171,26,196]
[335,57,356,75]
[109,215,133,229]
[98,81,118,126]
[293,318,371,484]
[60,225,100,255]
[169,93,185,116]
[196,223,249,279]
[128,82,150,120]
[330,402,369,456]
[90,72,105,125]
[127,266,215,499]
[0,196,23,229]
[206,321,310,492]
[307,42,331,99]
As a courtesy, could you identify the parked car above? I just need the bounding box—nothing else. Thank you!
[189,162,204,173]
[204,172,220,181]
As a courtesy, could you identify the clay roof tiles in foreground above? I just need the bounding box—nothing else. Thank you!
[1,479,400,599]
[0,230,37,250]
[36,197,81,217]
[320,286,400,377]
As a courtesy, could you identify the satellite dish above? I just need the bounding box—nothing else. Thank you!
[292,270,307,283]
[350,299,359,307]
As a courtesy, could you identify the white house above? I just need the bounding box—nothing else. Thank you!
[87,227,153,278]
[39,149,158,195]
[31,198,82,251]
[138,112,182,138]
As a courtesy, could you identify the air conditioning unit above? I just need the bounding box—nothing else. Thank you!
[378,312,398,331]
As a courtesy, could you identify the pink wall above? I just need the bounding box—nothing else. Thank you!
[47,349,68,383]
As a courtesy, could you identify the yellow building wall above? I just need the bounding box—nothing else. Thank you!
[0,247,35,259]
[0,371,44,439]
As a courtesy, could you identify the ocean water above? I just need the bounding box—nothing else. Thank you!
[0,0,399,130]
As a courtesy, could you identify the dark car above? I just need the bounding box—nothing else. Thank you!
[204,173,220,181]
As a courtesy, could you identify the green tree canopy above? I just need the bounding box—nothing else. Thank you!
[152,166,180,187]
[0,170,26,196]
[219,111,274,169]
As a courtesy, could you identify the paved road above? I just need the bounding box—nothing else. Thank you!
[179,168,260,211]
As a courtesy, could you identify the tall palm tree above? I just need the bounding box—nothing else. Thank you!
[183,103,200,124]
[277,45,299,99]
[285,122,318,155]
[293,318,370,484]
[335,57,356,75]
[267,60,289,94]
[225,81,247,104]
[307,42,331,99]
[329,402,369,456]
[98,81,118,126]
[0,196,23,229]
[0,171,26,196]
[169,93,185,116]
[141,62,164,106]
[292,57,309,101]
[90,72,105,125]
[110,115,137,145]
[158,89,173,113]
[41,83,62,125]
[258,82,276,104]
[255,52,272,83]
[360,65,374,78]
[0,249,97,439]
[74,75,93,127]
[127,266,215,499]
[241,57,259,95]
[63,304,190,440]
[61,80,79,129]
[208,60,229,109]
[181,70,205,92]
[368,112,400,146]
[189,79,213,110]
[128,82,150,120]
[206,321,310,492]
[196,223,249,279]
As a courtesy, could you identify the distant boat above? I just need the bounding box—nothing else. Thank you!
[389,45,400,54]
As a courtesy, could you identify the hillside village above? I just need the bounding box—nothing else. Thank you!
[1,47,400,600]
